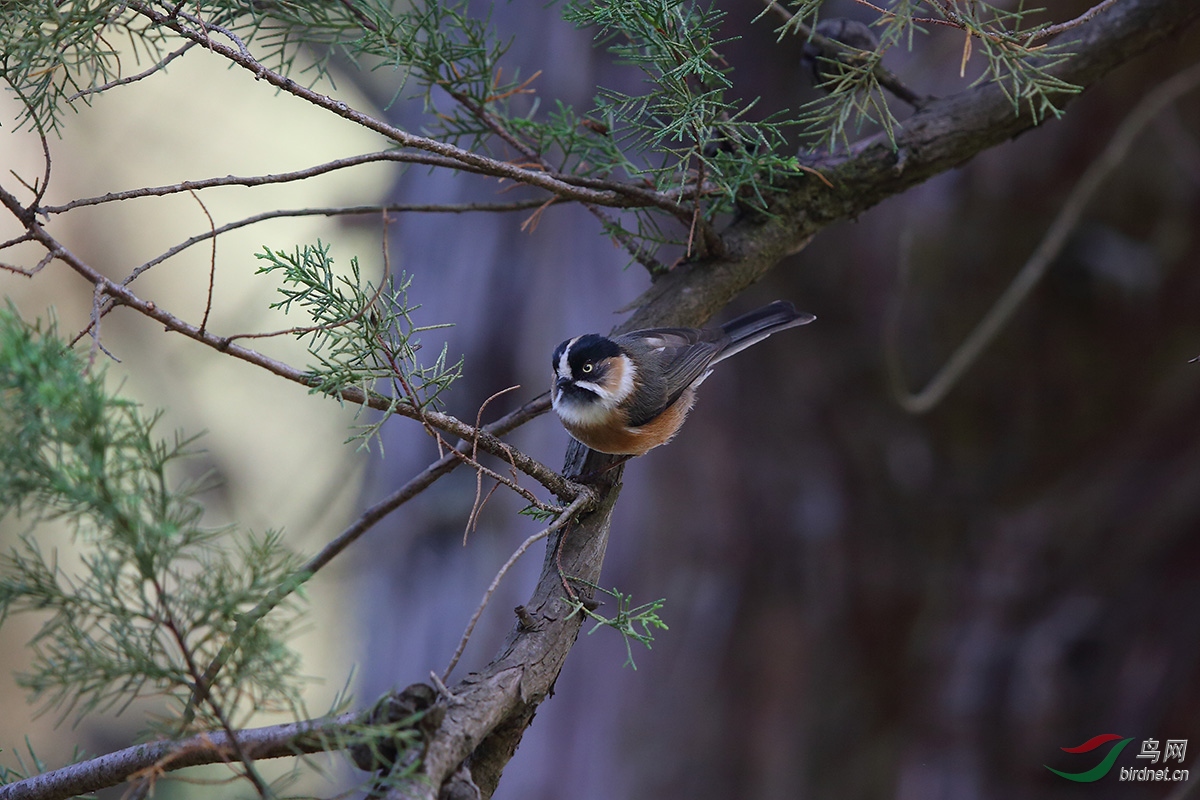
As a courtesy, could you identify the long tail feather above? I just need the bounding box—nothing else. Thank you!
[715,300,815,362]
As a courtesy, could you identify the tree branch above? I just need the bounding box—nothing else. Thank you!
[70,199,554,344]
[0,713,358,800]
[376,2,1200,797]
[387,443,626,800]
[625,0,1200,333]
[0,191,577,502]
[119,1,687,218]
[1030,0,1122,42]
[0,396,554,800]
[886,60,1200,413]
[39,152,506,215]
[441,490,597,683]
[301,393,554,580]
[2,3,1196,800]
[64,40,198,102]
[763,0,931,108]
[136,198,552,268]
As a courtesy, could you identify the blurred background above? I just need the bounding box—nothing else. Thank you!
[2,1,1199,799]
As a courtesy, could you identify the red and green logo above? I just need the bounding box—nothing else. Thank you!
[1045,734,1135,782]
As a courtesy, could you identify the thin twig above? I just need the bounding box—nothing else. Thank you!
[6,247,58,278]
[847,0,959,30]
[300,392,557,580]
[118,1,685,217]
[450,451,551,511]
[6,79,54,211]
[32,122,52,211]
[428,670,458,702]
[370,305,558,511]
[762,0,930,109]
[920,0,1116,48]
[151,576,271,799]
[442,491,595,682]
[684,132,725,258]
[0,196,578,498]
[181,394,562,726]
[85,283,119,368]
[41,151,490,215]
[370,231,531,495]
[446,84,677,271]
[582,202,669,273]
[66,40,198,101]
[188,190,218,334]
[290,222,547,514]
[8,168,39,197]
[0,231,36,251]
[518,196,557,234]
[687,153,704,258]
[487,69,543,104]
[70,199,553,344]
[221,264,389,344]
[446,87,541,164]
[200,19,255,61]
[416,407,552,515]
[1028,0,1120,42]
[464,385,524,545]
[885,62,1200,414]
[0,261,38,276]
[34,0,685,280]
[464,480,503,544]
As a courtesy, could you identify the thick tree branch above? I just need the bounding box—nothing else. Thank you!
[625,0,1200,332]
[387,443,626,800]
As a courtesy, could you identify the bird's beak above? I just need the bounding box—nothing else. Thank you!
[555,377,572,392]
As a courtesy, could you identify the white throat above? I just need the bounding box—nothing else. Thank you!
[553,391,612,427]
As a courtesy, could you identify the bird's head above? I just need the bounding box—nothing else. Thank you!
[551,334,637,426]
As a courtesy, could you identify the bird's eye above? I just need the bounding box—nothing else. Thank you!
[582,362,593,373]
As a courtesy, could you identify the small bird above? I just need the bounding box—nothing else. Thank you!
[551,301,815,456]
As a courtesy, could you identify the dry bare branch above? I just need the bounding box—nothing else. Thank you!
[885,61,1200,413]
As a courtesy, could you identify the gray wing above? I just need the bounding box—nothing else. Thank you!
[615,327,727,427]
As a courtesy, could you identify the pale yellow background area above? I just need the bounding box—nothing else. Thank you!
[0,41,399,780]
